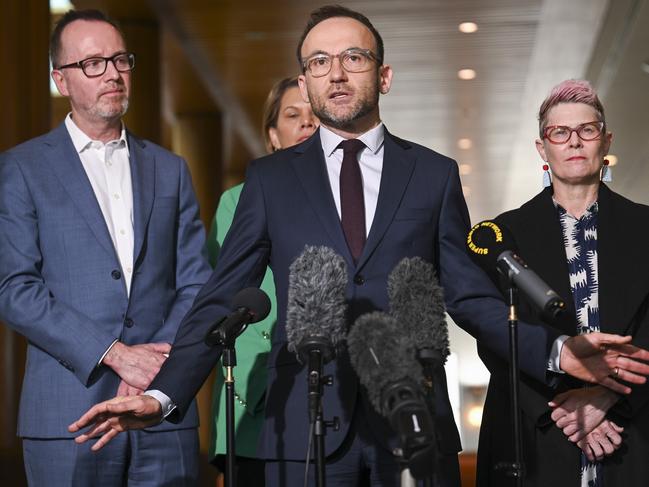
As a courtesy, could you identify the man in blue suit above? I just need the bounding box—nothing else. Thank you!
[0,9,211,486]
[70,5,649,486]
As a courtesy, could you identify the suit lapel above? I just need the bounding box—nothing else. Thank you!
[291,133,354,266]
[44,124,116,260]
[357,130,415,268]
[128,133,155,267]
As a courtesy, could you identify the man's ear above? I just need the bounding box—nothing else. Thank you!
[378,64,393,95]
[298,75,310,103]
[51,70,69,97]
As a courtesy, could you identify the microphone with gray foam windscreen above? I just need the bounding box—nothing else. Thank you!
[388,256,450,375]
[347,311,435,479]
[285,245,348,423]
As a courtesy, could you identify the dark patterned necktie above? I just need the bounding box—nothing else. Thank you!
[339,139,366,262]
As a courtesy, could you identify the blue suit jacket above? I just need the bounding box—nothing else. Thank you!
[151,128,561,460]
[0,122,211,438]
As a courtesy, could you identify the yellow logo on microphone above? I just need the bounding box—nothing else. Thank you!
[467,221,503,255]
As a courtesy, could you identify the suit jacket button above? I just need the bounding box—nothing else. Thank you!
[124,318,134,328]
[111,270,122,280]
[353,274,365,285]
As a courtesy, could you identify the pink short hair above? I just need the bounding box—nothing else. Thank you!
[537,79,606,138]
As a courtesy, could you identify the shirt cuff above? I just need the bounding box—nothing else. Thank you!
[547,335,570,373]
[144,389,176,419]
[97,339,119,367]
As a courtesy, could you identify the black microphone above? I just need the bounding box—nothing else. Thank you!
[204,287,271,347]
[347,311,435,479]
[467,220,566,318]
[285,245,348,422]
[388,256,450,374]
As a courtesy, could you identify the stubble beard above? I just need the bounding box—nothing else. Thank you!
[310,81,380,132]
[92,96,129,121]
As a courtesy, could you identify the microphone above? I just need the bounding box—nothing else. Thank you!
[204,287,271,347]
[285,245,348,422]
[388,257,450,374]
[347,311,435,479]
[467,220,566,318]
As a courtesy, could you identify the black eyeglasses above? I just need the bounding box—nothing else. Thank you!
[302,48,380,77]
[542,121,604,145]
[55,52,135,78]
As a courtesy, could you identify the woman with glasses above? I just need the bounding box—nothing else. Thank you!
[476,79,649,487]
[206,76,318,487]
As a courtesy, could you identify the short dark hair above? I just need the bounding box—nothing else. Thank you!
[50,9,123,68]
[296,5,384,70]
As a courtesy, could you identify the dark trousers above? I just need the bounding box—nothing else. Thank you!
[264,405,460,487]
[23,428,199,487]
[214,454,266,487]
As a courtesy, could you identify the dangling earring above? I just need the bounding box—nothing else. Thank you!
[542,164,552,188]
[601,158,612,182]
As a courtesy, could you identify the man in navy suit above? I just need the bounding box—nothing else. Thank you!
[0,9,211,486]
[70,5,649,486]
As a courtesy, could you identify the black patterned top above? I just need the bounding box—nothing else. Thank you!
[556,199,601,487]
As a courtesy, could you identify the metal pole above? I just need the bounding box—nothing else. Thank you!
[506,287,525,486]
[223,348,237,487]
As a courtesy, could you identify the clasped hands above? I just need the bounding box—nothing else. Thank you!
[549,331,649,462]
[549,386,621,462]
[103,341,171,395]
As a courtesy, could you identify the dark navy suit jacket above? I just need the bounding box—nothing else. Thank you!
[151,128,561,460]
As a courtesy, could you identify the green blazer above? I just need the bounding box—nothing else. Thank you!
[207,183,276,458]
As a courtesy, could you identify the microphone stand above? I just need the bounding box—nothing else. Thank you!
[417,351,436,487]
[495,284,525,485]
[302,338,339,487]
[309,348,327,487]
[222,345,237,487]
[205,321,240,487]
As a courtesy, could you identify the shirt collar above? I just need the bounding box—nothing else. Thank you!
[319,122,385,158]
[64,113,129,156]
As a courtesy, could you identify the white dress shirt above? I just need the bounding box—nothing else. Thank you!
[319,123,384,236]
[65,114,135,296]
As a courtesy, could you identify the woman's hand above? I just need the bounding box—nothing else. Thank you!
[549,386,619,441]
[576,420,624,462]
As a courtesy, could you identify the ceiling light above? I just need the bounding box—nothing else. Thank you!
[467,405,483,427]
[606,154,618,166]
[458,69,476,80]
[459,164,472,175]
[459,22,478,34]
[50,0,74,13]
[457,138,473,150]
